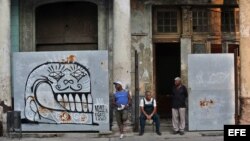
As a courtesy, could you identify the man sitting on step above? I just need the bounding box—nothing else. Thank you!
[139,91,161,136]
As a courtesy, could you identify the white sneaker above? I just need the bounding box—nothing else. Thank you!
[120,134,124,139]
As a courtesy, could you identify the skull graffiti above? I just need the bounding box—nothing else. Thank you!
[24,62,96,125]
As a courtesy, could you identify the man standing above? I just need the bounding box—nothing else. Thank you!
[113,81,131,139]
[139,91,161,136]
[172,77,188,135]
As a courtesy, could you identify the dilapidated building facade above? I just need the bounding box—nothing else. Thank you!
[1,0,250,135]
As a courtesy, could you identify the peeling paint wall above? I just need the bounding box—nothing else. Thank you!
[239,0,250,124]
[141,0,237,5]
[131,0,239,96]
[131,0,154,96]
[0,0,11,136]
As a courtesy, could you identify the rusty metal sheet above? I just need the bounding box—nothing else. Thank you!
[188,54,235,131]
[13,51,109,132]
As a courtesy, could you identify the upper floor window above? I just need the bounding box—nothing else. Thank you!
[154,9,179,33]
[211,44,222,53]
[221,9,239,32]
[192,44,206,54]
[192,9,209,32]
[228,44,239,54]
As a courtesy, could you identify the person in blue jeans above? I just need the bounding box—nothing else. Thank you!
[112,81,131,139]
[139,91,161,136]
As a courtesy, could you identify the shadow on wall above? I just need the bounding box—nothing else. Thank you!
[0,121,2,136]
[0,101,12,113]
[0,100,12,136]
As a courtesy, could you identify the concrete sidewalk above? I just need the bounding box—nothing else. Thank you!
[0,130,223,141]
[0,119,223,141]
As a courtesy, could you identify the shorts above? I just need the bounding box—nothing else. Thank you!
[115,109,128,127]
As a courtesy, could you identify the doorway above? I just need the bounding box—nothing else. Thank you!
[155,43,180,119]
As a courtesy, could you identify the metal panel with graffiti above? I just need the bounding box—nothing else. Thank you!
[188,54,235,130]
[13,51,109,132]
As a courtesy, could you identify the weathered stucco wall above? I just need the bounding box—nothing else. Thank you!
[239,0,250,124]
[141,0,237,5]
[131,0,153,95]
[131,0,239,95]
[0,0,11,136]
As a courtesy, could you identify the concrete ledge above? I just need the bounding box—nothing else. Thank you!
[98,131,113,138]
[200,131,224,136]
[99,130,112,135]
[17,133,64,138]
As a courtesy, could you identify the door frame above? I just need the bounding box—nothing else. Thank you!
[153,42,181,119]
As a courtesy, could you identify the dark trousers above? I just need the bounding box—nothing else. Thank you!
[139,114,160,132]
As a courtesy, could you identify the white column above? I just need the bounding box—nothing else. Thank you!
[113,0,131,89]
[239,0,250,124]
[0,0,11,135]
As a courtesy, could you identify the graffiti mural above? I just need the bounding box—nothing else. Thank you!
[24,60,97,124]
[94,98,108,123]
[13,51,109,131]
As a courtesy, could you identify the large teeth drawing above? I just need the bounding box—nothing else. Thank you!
[87,94,92,112]
[75,94,82,112]
[63,94,70,110]
[57,94,63,106]
[55,93,92,113]
[68,94,75,111]
[82,94,88,112]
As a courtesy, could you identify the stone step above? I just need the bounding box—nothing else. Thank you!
[111,119,172,134]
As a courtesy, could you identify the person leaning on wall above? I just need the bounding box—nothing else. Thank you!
[112,81,132,139]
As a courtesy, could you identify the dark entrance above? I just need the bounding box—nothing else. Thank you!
[155,43,180,119]
[35,2,98,51]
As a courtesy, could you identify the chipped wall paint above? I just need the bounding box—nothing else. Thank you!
[0,0,11,108]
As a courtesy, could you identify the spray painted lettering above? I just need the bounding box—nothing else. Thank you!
[94,98,108,123]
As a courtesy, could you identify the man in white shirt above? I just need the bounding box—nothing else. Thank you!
[139,91,161,136]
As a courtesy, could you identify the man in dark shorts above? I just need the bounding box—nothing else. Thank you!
[113,81,131,139]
